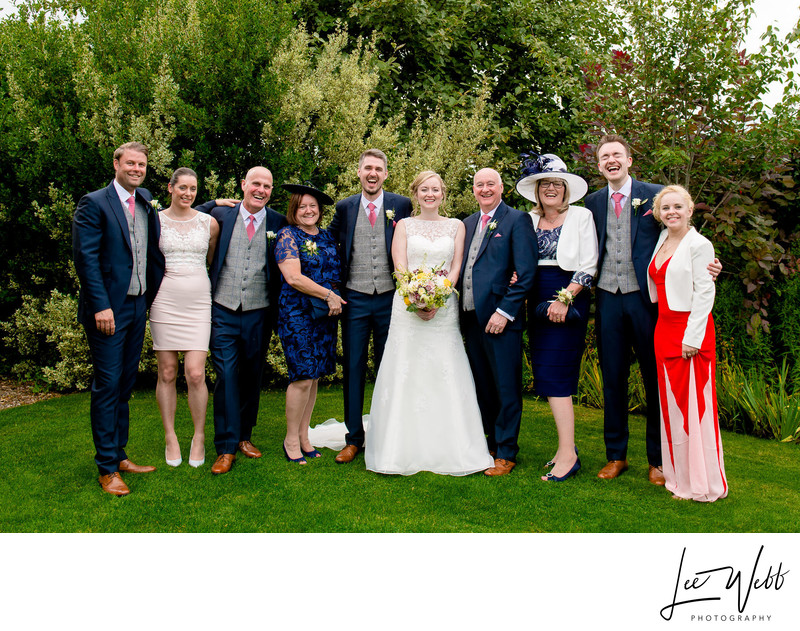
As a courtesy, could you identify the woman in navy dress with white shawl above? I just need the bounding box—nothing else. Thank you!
[516,153,598,482]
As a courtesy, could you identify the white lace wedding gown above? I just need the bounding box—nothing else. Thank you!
[364,217,494,476]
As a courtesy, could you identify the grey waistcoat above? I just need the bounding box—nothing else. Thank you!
[214,215,269,311]
[596,195,639,294]
[461,220,485,312]
[346,205,394,294]
[126,199,148,296]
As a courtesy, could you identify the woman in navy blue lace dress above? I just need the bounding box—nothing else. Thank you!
[275,184,343,464]
[516,154,598,482]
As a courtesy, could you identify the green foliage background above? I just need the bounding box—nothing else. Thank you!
[1,0,800,423]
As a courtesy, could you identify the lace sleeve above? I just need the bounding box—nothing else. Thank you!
[275,227,299,263]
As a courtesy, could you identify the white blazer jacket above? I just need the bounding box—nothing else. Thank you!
[647,227,715,348]
[529,205,598,278]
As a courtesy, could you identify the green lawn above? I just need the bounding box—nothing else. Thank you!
[1,385,797,533]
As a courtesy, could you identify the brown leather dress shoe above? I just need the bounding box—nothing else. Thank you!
[335,445,360,464]
[484,458,516,476]
[99,472,130,496]
[238,440,262,458]
[649,465,666,486]
[597,459,629,479]
[118,459,156,473]
[211,454,235,475]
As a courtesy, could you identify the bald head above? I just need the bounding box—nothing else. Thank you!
[241,166,274,214]
[473,168,504,213]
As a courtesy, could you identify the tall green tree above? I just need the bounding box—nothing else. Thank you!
[573,0,800,338]
[296,0,616,165]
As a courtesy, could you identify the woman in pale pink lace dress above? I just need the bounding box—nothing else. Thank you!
[150,168,220,468]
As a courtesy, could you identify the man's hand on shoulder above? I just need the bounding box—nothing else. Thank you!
[707,258,722,280]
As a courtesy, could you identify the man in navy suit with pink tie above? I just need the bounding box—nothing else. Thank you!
[585,134,720,484]
[73,142,165,496]
[460,168,538,476]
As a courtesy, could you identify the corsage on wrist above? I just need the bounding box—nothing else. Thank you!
[555,288,574,306]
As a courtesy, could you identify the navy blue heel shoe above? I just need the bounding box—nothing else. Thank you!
[544,446,578,469]
[543,457,581,482]
[302,448,322,458]
[283,442,307,465]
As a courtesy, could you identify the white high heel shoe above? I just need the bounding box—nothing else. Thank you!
[189,438,205,468]
[165,445,182,467]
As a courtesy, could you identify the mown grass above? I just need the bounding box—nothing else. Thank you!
[0,385,797,533]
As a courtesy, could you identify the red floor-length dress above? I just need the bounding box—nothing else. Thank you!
[648,256,727,502]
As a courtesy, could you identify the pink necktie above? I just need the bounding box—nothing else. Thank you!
[127,195,135,217]
[246,215,256,241]
[611,192,624,219]
[367,202,377,227]
[481,213,490,231]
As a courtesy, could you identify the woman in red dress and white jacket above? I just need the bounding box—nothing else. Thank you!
[647,185,727,502]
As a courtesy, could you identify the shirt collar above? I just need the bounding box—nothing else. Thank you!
[608,176,632,200]
[361,192,384,213]
[113,179,136,207]
[480,204,500,218]
[239,204,266,227]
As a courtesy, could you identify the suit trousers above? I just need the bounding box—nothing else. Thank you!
[596,288,662,465]
[341,289,393,448]
[462,310,523,462]
[84,294,147,475]
[210,303,269,455]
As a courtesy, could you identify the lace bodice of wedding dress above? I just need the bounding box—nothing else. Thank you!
[159,212,211,272]
[404,217,460,272]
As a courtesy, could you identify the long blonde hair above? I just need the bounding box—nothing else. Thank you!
[409,171,447,216]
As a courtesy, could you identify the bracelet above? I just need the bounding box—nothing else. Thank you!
[555,288,574,306]
[325,289,332,301]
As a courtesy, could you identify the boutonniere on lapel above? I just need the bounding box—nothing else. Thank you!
[484,220,498,238]
[150,199,162,210]
[266,230,277,243]
[385,209,396,227]
[631,198,650,216]
[302,239,318,257]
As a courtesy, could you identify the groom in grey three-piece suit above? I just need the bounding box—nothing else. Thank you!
[328,149,412,464]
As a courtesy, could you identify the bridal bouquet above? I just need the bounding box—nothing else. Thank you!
[394,263,457,312]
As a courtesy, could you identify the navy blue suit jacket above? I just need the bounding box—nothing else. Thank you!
[328,191,413,283]
[584,178,663,302]
[196,200,287,304]
[73,181,165,326]
[459,202,538,330]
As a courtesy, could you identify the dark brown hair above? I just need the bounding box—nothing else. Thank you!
[169,167,197,187]
[286,192,324,227]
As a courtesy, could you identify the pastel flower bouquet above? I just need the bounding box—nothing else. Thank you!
[394,263,457,312]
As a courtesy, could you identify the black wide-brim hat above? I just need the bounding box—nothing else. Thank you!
[281,183,334,206]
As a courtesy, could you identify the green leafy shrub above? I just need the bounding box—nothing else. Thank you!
[1,291,93,390]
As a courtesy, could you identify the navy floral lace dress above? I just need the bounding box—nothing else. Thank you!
[274,225,341,382]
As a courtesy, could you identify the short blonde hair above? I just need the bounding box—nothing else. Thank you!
[653,185,694,223]
[409,171,447,216]
[531,177,570,216]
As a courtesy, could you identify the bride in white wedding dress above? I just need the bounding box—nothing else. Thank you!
[364,171,494,475]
